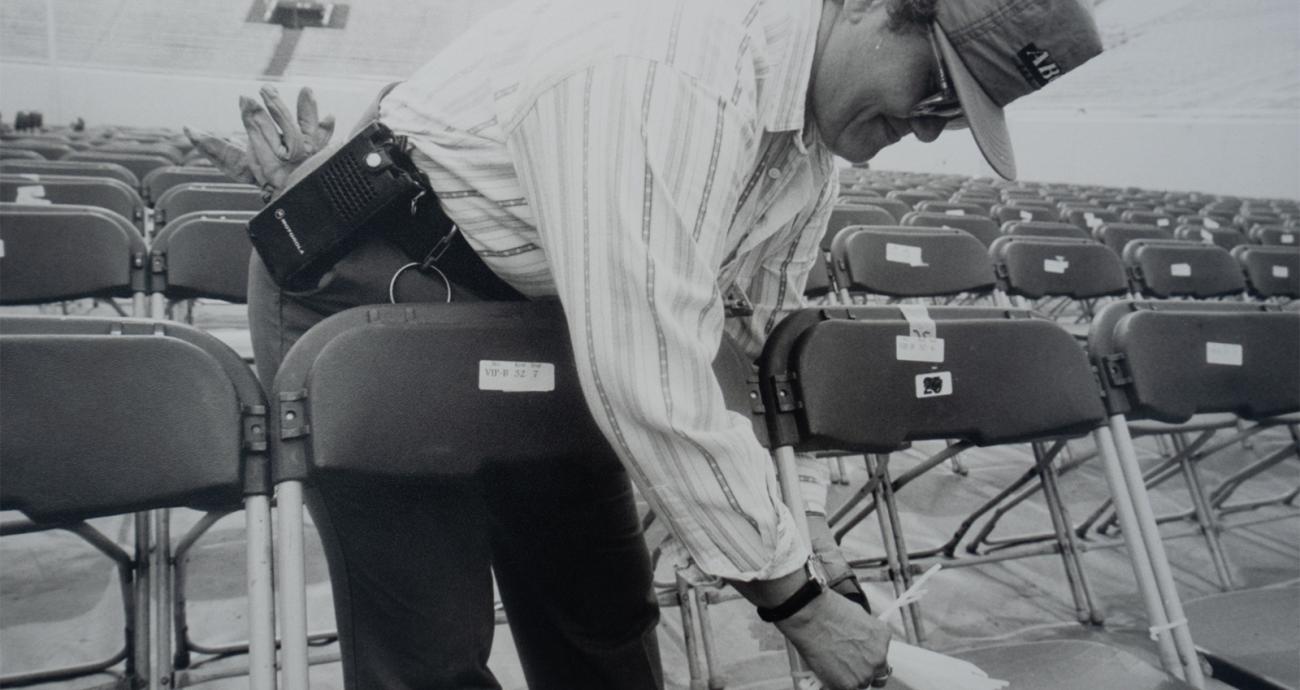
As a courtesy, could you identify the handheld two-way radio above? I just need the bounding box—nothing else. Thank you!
[246,122,429,291]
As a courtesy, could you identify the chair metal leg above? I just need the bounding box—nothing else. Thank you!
[1106,418,1207,688]
[245,495,277,690]
[1035,444,1102,625]
[152,509,173,690]
[676,575,708,690]
[773,446,818,687]
[696,586,725,690]
[867,454,923,643]
[1173,446,1235,591]
[277,481,310,690]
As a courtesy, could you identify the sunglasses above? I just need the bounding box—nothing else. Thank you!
[909,26,968,130]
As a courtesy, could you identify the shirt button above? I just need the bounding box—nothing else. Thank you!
[767,168,782,179]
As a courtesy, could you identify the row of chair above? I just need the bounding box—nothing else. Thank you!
[0,160,250,209]
[6,299,1293,689]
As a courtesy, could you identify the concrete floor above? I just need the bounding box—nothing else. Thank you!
[2,300,1297,689]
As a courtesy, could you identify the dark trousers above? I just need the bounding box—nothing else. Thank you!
[248,235,664,690]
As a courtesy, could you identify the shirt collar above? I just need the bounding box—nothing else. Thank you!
[757,0,821,144]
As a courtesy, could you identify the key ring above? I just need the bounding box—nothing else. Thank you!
[388,262,452,304]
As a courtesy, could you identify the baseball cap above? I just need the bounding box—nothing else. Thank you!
[934,0,1103,179]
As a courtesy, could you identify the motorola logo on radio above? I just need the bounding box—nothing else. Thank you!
[274,207,307,255]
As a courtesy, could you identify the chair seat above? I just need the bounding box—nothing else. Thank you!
[951,640,1194,690]
[1185,586,1300,690]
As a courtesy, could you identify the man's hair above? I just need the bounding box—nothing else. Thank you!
[884,0,938,34]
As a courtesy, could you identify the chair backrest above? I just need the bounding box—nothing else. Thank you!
[991,203,1057,224]
[824,204,898,249]
[150,211,255,302]
[61,151,172,184]
[1060,205,1121,233]
[1,138,74,160]
[1121,239,1245,299]
[0,203,148,304]
[989,235,1128,300]
[886,189,943,209]
[900,210,1000,246]
[1173,225,1247,251]
[142,165,238,204]
[272,302,761,483]
[1000,220,1092,240]
[0,316,269,522]
[1249,224,1298,247]
[757,306,1107,453]
[91,141,185,165]
[1230,245,1300,299]
[1095,222,1174,257]
[915,200,988,217]
[154,182,263,226]
[1120,210,1175,229]
[830,225,996,298]
[0,159,140,190]
[0,148,46,161]
[838,194,910,222]
[1088,301,1300,423]
[0,173,146,229]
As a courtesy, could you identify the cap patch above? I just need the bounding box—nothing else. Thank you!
[1015,43,1063,89]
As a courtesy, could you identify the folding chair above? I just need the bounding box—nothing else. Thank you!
[838,194,910,222]
[62,150,174,184]
[1122,210,1176,229]
[806,204,897,300]
[1174,225,1248,251]
[0,203,148,315]
[1088,300,1300,687]
[900,210,1000,246]
[1231,245,1300,301]
[991,202,1057,224]
[1,138,74,160]
[153,182,264,228]
[0,173,147,231]
[0,148,45,160]
[92,141,185,165]
[1000,219,1092,240]
[914,200,988,216]
[269,302,622,690]
[757,306,1203,686]
[142,166,239,205]
[1061,205,1120,234]
[1121,240,1245,300]
[0,316,275,690]
[829,225,996,302]
[989,235,1128,327]
[0,158,141,190]
[1249,224,1299,247]
[1095,222,1174,258]
[886,189,942,208]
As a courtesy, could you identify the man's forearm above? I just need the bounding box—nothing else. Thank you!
[727,566,812,608]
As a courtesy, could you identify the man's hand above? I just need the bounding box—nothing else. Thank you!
[775,589,892,690]
[184,85,335,195]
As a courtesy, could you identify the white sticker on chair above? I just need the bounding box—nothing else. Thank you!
[915,371,953,398]
[1019,210,1034,221]
[1273,265,1290,279]
[1206,342,1242,366]
[1282,233,1295,244]
[944,209,966,216]
[15,185,51,205]
[1170,263,1192,277]
[1199,230,1215,245]
[1156,218,1170,227]
[1044,256,1070,274]
[0,239,5,258]
[1204,218,1221,229]
[897,336,944,363]
[1084,212,1103,229]
[886,243,927,267]
[479,360,555,392]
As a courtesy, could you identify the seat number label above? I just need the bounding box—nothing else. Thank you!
[1205,342,1242,366]
[915,371,953,398]
[479,360,555,392]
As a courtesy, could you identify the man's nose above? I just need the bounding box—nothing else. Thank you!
[910,116,947,143]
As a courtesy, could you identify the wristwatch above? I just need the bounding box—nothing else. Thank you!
[755,558,827,623]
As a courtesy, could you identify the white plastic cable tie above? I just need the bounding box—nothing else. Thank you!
[878,564,943,622]
[898,304,936,339]
[1148,617,1188,642]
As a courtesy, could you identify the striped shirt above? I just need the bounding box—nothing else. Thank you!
[381,0,835,582]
